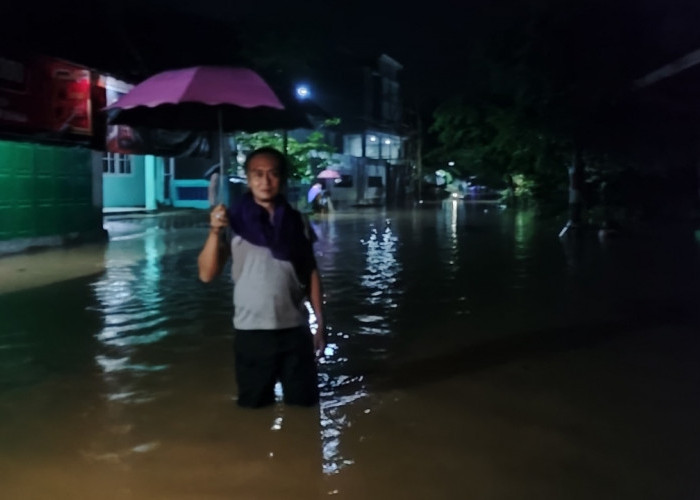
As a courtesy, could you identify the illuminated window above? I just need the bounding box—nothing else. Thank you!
[103,153,132,175]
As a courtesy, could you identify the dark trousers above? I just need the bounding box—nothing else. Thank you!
[233,325,319,408]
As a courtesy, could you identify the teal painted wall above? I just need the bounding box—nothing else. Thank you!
[144,155,156,210]
[102,155,146,207]
[0,140,101,242]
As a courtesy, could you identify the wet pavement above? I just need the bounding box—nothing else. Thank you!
[1,201,700,499]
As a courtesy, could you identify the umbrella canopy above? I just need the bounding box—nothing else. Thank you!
[106,66,313,205]
[105,66,312,132]
[307,183,323,203]
[317,169,341,179]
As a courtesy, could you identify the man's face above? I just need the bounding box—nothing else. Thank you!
[246,153,282,205]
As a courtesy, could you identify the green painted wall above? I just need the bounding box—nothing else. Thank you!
[0,140,101,242]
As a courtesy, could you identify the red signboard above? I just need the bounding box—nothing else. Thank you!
[0,52,92,137]
[102,76,146,154]
[46,60,92,135]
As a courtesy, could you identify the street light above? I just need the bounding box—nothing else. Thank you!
[295,84,310,100]
[284,84,312,154]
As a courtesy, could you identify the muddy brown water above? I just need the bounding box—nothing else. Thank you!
[1,202,699,499]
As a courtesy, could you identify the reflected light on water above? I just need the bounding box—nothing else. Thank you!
[319,386,367,475]
[308,216,405,476]
[450,199,458,240]
[317,331,366,474]
[359,220,401,317]
[95,355,168,373]
[512,210,535,289]
[444,200,462,275]
[91,231,169,409]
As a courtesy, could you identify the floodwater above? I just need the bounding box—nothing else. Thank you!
[1,201,700,499]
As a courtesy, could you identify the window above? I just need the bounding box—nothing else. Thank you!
[367,176,383,188]
[335,174,353,188]
[103,153,132,175]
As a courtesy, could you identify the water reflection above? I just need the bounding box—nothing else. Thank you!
[512,209,535,289]
[306,212,405,477]
[319,381,367,475]
[358,219,401,329]
[87,229,171,464]
[92,229,168,374]
[436,199,461,278]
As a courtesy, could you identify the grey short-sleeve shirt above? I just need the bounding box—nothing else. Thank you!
[230,235,308,330]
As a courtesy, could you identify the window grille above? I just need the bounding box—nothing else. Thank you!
[103,153,132,175]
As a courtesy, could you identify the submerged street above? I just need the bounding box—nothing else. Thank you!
[1,202,700,499]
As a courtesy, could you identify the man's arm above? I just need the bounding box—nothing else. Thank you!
[308,268,326,357]
[198,204,229,282]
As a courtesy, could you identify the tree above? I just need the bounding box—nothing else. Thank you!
[427,0,700,224]
[235,119,340,181]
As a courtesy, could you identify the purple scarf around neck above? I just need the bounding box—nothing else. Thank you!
[228,191,316,285]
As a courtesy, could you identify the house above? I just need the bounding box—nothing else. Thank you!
[302,53,412,208]
[0,50,108,254]
[0,2,243,254]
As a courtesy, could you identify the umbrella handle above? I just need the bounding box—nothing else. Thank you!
[217,163,227,206]
[216,110,229,206]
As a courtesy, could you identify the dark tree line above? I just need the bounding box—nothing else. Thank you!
[427,0,700,227]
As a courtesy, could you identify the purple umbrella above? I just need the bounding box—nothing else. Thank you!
[106,66,312,203]
[317,168,341,179]
[307,183,323,204]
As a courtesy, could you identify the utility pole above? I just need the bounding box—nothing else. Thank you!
[634,47,700,89]
[416,110,423,203]
[634,47,700,210]
[559,147,584,238]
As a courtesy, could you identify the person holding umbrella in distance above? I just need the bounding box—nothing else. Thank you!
[198,147,326,408]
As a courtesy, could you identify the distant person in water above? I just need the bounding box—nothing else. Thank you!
[198,147,325,408]
[310,185,332,214]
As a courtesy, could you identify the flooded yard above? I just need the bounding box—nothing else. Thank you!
[1,202,699,499]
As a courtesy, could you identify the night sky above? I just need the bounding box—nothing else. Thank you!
[5,0,700,110]
[142,0,475,99]
[141,0,700,101]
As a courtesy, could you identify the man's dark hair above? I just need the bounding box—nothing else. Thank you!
[243,147,290,183]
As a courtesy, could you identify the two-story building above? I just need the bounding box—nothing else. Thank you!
[302,52,411,208]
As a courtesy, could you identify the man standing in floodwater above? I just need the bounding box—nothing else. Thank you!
[198,146,326,408]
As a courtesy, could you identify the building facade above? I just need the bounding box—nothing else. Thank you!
[0,51,107,255]
[307,53,412,208]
